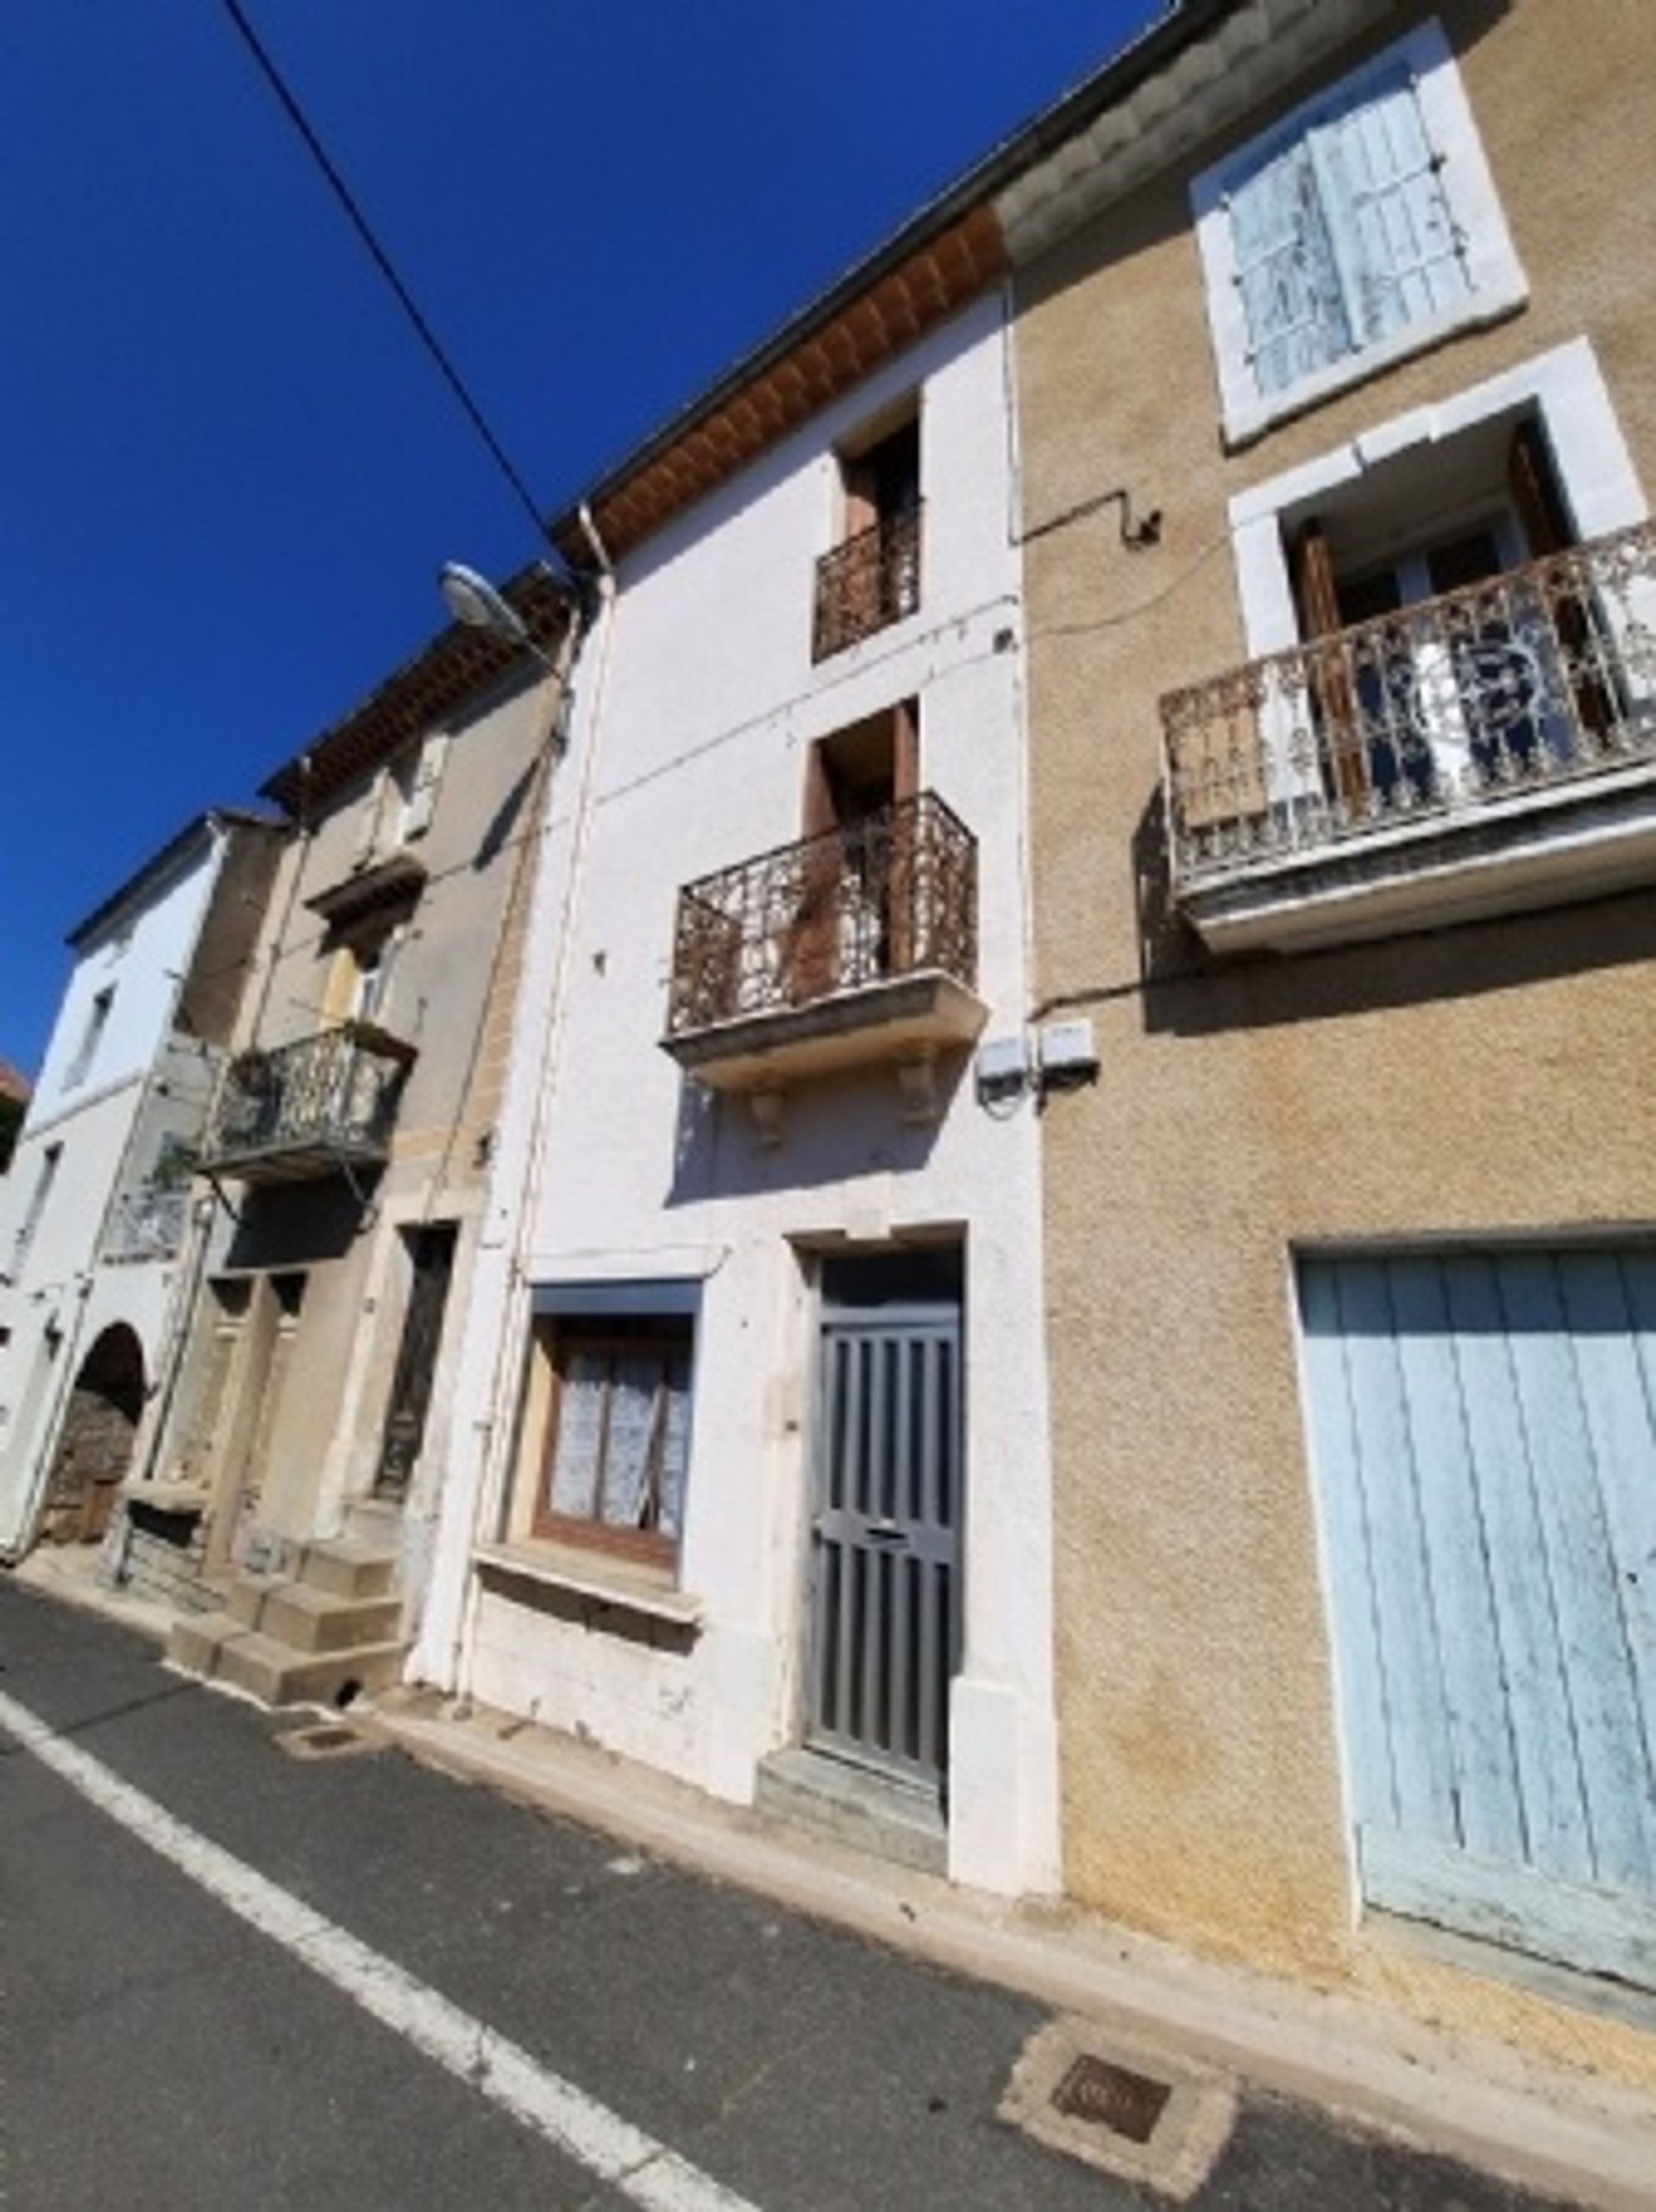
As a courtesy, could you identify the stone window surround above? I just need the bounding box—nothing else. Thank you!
[1166,338,1656,958]
[1191,17,1529,449]
[1226,336,1649,663]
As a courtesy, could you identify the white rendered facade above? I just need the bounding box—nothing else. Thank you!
[0,817,274,1555]
[417,291,1060,1896]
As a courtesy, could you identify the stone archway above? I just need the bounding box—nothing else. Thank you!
[40,1323,146,1545]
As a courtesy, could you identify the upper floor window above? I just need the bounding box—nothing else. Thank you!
[64,988,114,1090]
[813,407,922,660]
[350,728,450,870]
[1193,22,1527,445]
[10,1142,61,1278]
[1159,337,1656,953]
[322,914,406,1036]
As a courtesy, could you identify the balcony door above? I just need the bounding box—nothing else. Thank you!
[785,704,918,1005]
[1331,519,1544,801]
[813,412,921,660]
[1292,419,1598,815]
[321,917,407,1131]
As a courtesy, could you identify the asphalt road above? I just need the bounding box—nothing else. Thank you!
[0,1582,1583,2212]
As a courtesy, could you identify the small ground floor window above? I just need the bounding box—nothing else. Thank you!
[511,1292,699,1571]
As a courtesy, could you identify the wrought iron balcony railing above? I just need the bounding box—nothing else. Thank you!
[103,1184,190,1265]
[666,792,977,1040]
[812,504,923,662]
[198,1023,414,1184]
[1161,522,1656,896]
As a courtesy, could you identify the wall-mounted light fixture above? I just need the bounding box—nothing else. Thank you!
[438,562,562,675]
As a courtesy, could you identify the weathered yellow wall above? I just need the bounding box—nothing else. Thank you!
[1014,0,1656,2082]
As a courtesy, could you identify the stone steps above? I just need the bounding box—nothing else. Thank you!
[169,1614,405,1707]
[166,1532,405,1710]
[226,1573,402,1654]
[754,1745,948,1876]
[291,1537,395,1601]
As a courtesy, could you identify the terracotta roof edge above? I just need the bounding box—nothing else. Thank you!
[546,0,1242,544]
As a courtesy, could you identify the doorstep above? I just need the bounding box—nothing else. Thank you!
[755,1744,947,1876]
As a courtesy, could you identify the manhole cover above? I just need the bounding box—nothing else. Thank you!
[1000,2018,1236,2198]
[277,1722,378,1761]
[1052,2052,1173,2144]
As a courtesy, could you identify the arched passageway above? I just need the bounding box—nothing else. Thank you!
[40,1323,146,1545]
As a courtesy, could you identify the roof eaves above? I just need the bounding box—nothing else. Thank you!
[65,807,289,950]
[547,0,1247,556]
[66,814,215,949]
[258,560,574,817]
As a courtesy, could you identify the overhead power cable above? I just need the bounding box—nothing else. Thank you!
[217,0,551,547]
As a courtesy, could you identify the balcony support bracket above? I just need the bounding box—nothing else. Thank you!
[895,1051,941,1126]
[748,1089,786,1148]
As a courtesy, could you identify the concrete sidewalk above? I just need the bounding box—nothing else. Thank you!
[16,1542,1656,2211]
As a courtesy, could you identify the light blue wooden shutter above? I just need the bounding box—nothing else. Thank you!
[1231,64,1469,397]
[1230,137,1351,395]
[1311,64,1468,347]
[1300,1247,1656,1988]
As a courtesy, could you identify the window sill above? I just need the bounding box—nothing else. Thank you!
[1220,288,1528,452]
[473,1541,704,1629]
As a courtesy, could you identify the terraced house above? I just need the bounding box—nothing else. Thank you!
[0,809,284,1567]
[157,568,575,1700]
[413,202,1063,1900]
[11,0,1652,2111]
[1005,0,1656,2090]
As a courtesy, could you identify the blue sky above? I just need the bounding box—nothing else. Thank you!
[1,1,1158,1076]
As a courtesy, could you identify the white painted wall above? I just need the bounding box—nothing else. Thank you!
[0,825,226,1552]
[417,292,1061,1896]
[30,843,219,1122]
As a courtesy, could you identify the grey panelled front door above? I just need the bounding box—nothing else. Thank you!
[808,1297,962,1787]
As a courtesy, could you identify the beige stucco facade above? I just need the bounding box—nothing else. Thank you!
[148,616,568,1628]
[1012,0,1656,2082]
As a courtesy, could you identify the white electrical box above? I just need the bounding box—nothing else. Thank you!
[975,1034,1029,1091]
[1038,1019,1100,1078]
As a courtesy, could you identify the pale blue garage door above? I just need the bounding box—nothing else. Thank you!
[1299,1247,1656,1988]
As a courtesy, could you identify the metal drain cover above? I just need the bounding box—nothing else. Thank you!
[277,1722,378,1761]
[1000,2018,1236,2198]
[1052,2052,1173,2143]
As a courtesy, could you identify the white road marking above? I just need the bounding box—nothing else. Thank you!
[0,1687,761,2212]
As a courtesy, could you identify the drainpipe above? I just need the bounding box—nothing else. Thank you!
[441,510,619,1699]
[392,591,585,1580]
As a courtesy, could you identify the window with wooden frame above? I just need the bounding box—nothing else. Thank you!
[785,702,919,1005]
[349,728,451,871]
[1283,414,1612,813]
[813,405,922,659]
[524,1312,695,1567]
